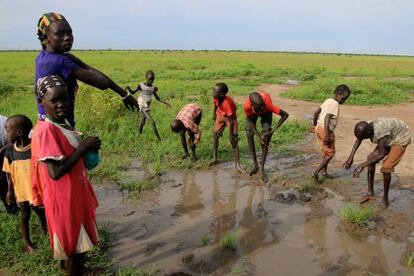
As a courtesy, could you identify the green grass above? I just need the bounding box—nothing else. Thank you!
[282,78,414,105]
[220,231,238,250]
[295,180,315,193]
[201,232,211,246]
[340,204,374,226]
[118,177,161,198]
[0,210,112,275]
[1,50,413,182]
[408,254,414,270]
[232,263,247,274]
[117,266,159,276]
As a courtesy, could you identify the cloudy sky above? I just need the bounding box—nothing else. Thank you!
[1,0,413,55]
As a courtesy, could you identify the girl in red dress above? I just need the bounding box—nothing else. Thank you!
[31,75,101,275]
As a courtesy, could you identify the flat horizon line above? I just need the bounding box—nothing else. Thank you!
[0,49,413,58]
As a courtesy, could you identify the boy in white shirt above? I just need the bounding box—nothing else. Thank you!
[312,84,351,181]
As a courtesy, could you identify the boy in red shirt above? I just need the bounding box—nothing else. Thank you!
[244,92,289,182]
[210,83,245,173]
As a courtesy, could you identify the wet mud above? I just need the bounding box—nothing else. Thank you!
[97,151,413,275]
[96,84,414,275]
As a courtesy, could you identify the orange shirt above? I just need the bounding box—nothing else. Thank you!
[2,144,33,203]
[243,92,281,117]
[214,96,237,117]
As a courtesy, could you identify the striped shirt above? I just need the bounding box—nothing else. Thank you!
[176,103,202,144]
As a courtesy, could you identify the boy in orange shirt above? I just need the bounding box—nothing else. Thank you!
[244,91,289,182]
[210,83,245,173]
[3,115,47,253]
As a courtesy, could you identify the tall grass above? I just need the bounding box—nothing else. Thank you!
[282,78,414,105]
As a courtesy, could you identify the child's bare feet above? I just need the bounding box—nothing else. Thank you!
[181,154,190,160]
[236,164,246,175]
[359,194,375,204]
[249,166,259,176]
[260,171,269,183]
[380,198,389,209]
[25,245,36,254]
[209,159,220,166]
[311,173,319,183]
[321,173,334,179]
[60,260,68,271]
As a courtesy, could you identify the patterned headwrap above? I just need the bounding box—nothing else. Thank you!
[36,75,66,98]
[37,12,66,47]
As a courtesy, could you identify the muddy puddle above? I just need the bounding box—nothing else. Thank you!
[96,146,413,275]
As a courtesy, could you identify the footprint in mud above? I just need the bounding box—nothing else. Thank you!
[123,210,135,217]
[180,253,194,265]
[144,242,165,255]
[271,188,312,204]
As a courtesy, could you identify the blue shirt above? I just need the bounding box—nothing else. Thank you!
[35,50,79,126]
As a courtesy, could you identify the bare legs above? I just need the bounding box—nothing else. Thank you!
[246,130,259,176]
[19,202,35,253]
[67,253,85,276]
[313,155,334,182]
[19,202,46,253]
[246,130,269,182]
[180,131,196,161]
[210,133,245,173]
[139,111,161,141]
[361,149,391,208]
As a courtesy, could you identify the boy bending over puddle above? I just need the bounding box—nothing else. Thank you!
[243,91,289,183]
[171,103,202,161]
[344,117,411,208]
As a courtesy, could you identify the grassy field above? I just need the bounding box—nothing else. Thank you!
[1,50,414,179]
[1,50,414,273]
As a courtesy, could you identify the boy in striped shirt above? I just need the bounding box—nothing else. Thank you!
[171,103,202,161]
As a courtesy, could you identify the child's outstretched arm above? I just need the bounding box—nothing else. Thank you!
[343,138,363,169]
[269,110,289,136]
[353,138,388,177]
[125,84,141,95]
[44,136,101,180]
[66,54,139,110]
[154,91,171,107]
[247,116,265,144]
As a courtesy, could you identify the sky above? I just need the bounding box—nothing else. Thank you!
[1,0,413,55]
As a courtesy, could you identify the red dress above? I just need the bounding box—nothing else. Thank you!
[31,120,98,260]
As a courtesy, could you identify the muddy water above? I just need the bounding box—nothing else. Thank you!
[96,159,410,275]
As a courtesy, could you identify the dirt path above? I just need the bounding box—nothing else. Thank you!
[235,83,414,179]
